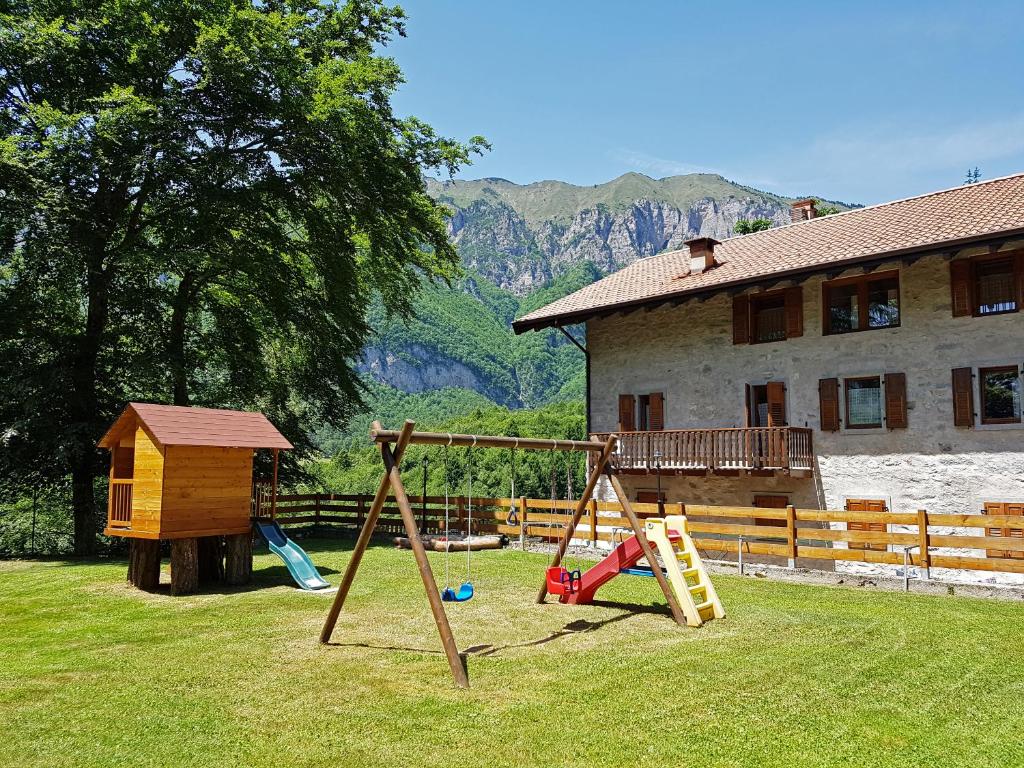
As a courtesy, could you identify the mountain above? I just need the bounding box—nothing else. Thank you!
[333,172,853,447]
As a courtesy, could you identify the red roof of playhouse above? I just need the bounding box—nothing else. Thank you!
[98,403,293,450]
[513,172,1024,332]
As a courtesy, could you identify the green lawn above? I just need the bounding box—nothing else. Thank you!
[2,538,1023,768]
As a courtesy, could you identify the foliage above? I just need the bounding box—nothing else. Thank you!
[0,0,484,553]
[4,549,1024,767]
[309,400,588,500]
[814,200,841,216]
[733,218,774,234]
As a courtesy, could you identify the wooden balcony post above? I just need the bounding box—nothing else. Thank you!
[786,504,797,568]
[917,509,930,579]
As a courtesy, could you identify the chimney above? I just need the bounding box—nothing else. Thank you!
[685,237,720,274]
[790,199,817,223]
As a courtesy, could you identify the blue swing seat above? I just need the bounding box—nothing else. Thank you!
[441,582,475,602]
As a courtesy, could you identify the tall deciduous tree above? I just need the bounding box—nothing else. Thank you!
[0,0,485,553]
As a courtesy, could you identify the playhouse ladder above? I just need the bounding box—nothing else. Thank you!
[644,515,725,627]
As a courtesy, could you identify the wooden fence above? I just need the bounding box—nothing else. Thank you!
[263,493,1024,577]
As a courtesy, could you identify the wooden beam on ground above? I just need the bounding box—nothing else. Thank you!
[381,439,469,689]
[606,472,689,628]
[319,420,414,644]
[537,436,617,604]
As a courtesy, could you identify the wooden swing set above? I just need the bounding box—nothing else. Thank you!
[319,420,692,688]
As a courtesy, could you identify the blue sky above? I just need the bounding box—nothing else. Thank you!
[390,1,1024,205]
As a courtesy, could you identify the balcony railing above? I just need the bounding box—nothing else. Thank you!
[591,427,814,472]
[107,478,133,528]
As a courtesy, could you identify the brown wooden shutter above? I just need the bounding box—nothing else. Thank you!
[784,286,804,338]
[617,394,636,432]
[1016,251,1024,308]
[766,381,787,426]
[818,378,840,432]
[949,259,973,317]
[845,498,887,551]
[984,502,1024,560]
[732,295,750,345]
[951,367,974,427]
[648,392,664,431]
[884,372,908,429]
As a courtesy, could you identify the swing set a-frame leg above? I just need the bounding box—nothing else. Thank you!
[537,435,617,603]
[320,420,413,644]
[319,419,469,689]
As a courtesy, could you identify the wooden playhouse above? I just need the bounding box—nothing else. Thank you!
[98,403,292,594]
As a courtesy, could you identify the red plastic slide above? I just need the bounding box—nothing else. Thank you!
[546,531,678,605]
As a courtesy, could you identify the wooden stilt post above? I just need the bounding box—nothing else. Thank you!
[381,440,469,689]
[606,472,689,627]
[319,420,415,644]
[537,436,617,603]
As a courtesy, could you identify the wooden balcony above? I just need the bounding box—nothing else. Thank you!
[591,427,814,476]
[107,478,133,528]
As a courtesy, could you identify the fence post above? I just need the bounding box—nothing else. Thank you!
[589,498,598,548]
[786,504,797,568]
[315,493,321,533]
[357,494,365,532]
[917,509,930,580]
[519,496,528,548]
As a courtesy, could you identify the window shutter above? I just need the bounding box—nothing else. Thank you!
[784,286,804,338]
[1016,251,1024,307]
[949,259,973,317]
[732,295,750,345]
[883,372,908,429]
[984,502,1024,560]
[766,381,787,427]
[617,394,636,432]
[648,392,664,431]
[818,378,840,432]
[845,498,888,551]
[951,367,974,427]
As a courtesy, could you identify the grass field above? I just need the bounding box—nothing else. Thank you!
[3,538,1023,768]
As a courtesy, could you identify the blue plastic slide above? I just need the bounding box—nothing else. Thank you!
[253,519,331,591]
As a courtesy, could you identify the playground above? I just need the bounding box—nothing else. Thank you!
[3,540,1024,768]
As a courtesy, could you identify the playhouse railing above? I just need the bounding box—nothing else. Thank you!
[107,479,133,528]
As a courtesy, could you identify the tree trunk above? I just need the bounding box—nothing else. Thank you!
[224,532,253,586]
[170,538,199,595]
[72,465,98,556]
[168,270,197,406]
[197,536,225,585]
[128,539,161,590]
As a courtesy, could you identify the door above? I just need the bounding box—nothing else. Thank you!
[747,382,787,467]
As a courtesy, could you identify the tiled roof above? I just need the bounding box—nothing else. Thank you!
[98,403,293,450]
[513,172,1024,332]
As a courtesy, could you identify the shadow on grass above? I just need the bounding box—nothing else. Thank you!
[325,600,669,659]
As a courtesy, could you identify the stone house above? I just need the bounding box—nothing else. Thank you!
[514,174,1024,579]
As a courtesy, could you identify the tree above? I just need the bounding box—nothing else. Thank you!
[734,218,773,235]
[0,0,486,554]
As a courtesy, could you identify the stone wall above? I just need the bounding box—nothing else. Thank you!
[587,247,1024,583]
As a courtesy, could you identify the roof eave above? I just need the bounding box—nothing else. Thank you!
[512,227,1024,333]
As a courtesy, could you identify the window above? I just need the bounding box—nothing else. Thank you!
[617,392,665,432]
[751,293,786,343]
[979,366,1021,424]
[950,251,1024,318]
[823,271,901,334]
[844,377,883,429]
[975,258,1018,315]
[732,287,803,345]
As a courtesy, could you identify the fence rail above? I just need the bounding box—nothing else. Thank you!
[261,492,1024,577]
[592,427,814,472]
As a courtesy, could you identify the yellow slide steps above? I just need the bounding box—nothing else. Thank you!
[644,515,725,627]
